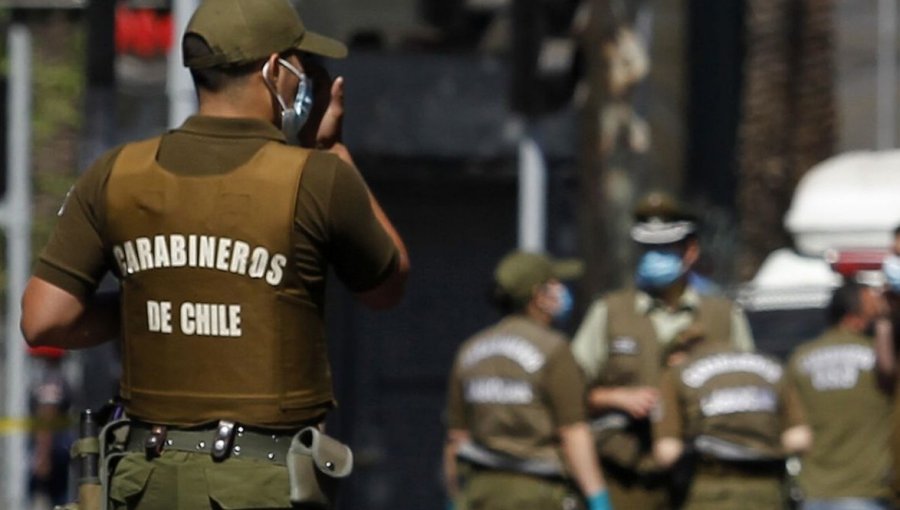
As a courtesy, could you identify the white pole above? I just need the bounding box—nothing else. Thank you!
[168,0,199,128]
[4,24,33,510]
[877,0,897,149]
[518,133,547,252]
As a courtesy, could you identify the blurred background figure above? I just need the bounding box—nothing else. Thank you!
[26,346,74,510]
[571,190,755,509]
[653,336,810,510]
[788,282,894,510]
[444,251,611,510]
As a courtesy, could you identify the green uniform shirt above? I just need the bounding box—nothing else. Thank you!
[788,327,892,500]
[446,315,587,465]
[655,344,805,459]
[572,287,755,383]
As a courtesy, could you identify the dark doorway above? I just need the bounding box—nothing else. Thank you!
[327,160,518,510]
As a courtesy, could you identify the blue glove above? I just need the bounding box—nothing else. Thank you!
[586,490,612,510]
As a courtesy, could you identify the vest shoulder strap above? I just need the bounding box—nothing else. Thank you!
[696,295,734,343]
[113,136,163,175]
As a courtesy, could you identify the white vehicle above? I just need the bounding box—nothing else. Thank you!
[737,150,900,358]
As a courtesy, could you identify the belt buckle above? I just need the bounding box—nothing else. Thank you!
[144,425,167,459]
[211,420,236,462]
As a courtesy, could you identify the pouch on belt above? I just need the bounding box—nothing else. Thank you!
[287,426,353,508]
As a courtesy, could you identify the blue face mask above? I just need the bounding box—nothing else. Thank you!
[553,285,574,322]
[635,250,684,289]
[262,58,313,145]
[884,255,900,292]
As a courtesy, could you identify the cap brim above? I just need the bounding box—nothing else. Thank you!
[551,259,585,281]
[630,221,696,245]
[296,30,348,59]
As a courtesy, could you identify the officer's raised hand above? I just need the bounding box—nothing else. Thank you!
[295,58,342,149]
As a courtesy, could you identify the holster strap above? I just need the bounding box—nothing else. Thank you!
[71,437,101,459]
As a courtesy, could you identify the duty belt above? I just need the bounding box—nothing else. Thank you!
[696,456,785,479]
[126,421,304,465]
[456,441,566,479]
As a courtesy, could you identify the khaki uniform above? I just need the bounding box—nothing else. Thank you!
[571,287,754,509]
[36,116,399,509]
[446,315,587,510]
[655,345,804,509]
[788,328,893,504]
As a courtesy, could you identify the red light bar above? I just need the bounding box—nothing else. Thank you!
[824,248,890,277]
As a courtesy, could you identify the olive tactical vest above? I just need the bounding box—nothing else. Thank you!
[105,137,332,427]
[457,316,571,466]
[677,348,787,460]
[601,288,732,387]
[595,288,732,472]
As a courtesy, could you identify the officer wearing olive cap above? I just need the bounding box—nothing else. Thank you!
[570,191,754,509]
[444,251,613,510]
[21,0,409,508]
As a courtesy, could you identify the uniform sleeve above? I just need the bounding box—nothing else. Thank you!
[34,146,122,299]
[729,304,755,351]
[544,343,589,427]
[297,153,398,293]
[653,367,683,441]
[446,357,468,430]
[780,377,807,430]
[571,300,609,383]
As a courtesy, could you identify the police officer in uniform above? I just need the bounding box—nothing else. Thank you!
[27,346,75,509]
[571,191,755,509]
[20,0,410,508]
[788,282,894,510]
[653,339,811,510]
[444,251,612,510]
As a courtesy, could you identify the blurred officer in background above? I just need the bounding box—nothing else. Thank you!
[571,191,755,509]
[444,251,612,510]
[20,0,409,508]
[788,282,893,510]
[881,228,900,502]
[27,346,74,510]
[653,336,811,510]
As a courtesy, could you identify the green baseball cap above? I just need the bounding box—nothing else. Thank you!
[494,251,584,306]
[183,0,348,69]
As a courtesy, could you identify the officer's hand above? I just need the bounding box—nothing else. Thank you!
[314,76,344,150]
[611,386,658,419]
[295,59,338,148]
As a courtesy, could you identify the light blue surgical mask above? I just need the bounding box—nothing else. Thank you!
[635,250,684,289]
[884,255,900,292]
[553,285,574,322]
[262,58,313,145]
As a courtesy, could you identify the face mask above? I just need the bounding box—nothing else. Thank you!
[884,255,900,292]
[635,250,684,289]
[553,285,574,323]
[262,58,313,144]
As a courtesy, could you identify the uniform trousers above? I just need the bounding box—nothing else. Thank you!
[457,469,584,510]
[108,450,316,510]
[600,459,669,510]
[682,472,784,510]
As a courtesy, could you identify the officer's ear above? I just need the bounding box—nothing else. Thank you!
[264,53,280,82]
[682,237,700,268]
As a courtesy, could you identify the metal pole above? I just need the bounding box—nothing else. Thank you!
[168,0,198,128]
[877,0,897,149]
[518,130,547,252]
[4,24,33,510]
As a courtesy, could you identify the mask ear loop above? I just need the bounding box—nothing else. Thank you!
[261,60,291,113]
